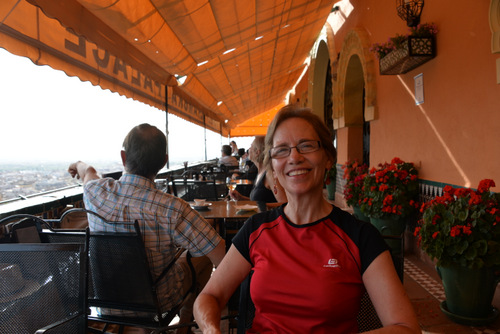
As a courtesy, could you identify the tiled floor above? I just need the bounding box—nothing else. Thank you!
[404,254,500,334]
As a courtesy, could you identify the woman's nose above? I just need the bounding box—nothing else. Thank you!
[287,146,304,162]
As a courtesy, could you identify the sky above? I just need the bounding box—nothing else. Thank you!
[0,48,253,167]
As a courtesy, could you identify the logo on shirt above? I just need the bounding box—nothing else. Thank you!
[323,258,341,268]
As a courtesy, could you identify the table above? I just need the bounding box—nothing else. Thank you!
[192,200,261,248]
[193,200,259,219]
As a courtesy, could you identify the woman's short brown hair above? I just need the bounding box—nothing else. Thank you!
[263,105,337,170]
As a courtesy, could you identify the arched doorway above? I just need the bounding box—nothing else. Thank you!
[310,40,331,123]
[333,28,377,168]
[344,54,369,166]
[309,38,336,152]
[324,59,335,148]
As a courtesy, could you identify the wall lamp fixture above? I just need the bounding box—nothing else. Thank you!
[396,0,424,27]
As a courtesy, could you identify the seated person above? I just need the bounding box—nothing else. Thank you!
[68,123,225,334]
[237,148,246,161]
[241,157,258,183]
[229,136,286,208]
[194,106,419,334]
[233,149,257,183]
[230,140,238,156]
[219,144,239,167]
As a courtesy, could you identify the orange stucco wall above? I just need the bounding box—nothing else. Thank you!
[301,0,499,191]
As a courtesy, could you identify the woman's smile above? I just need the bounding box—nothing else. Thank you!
[287,168,310,177]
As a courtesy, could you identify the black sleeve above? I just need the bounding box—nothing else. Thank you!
[358,222,390,274]
[231,217,253,264]
[330,206,389,274]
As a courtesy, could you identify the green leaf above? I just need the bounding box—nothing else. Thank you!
[457,209,469,222]
[474,240,488,256]
[447,244,457,256]
[471,210,481,219]
[443,210,455,224]
[455,240,468,254]
[464,246,477,261]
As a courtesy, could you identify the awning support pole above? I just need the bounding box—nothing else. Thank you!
[203,115,207,161]
[165,85,169,169]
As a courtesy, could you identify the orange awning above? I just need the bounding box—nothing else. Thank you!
[0,0,336,135]
[230,103,284,137]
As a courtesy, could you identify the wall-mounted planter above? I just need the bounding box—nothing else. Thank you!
[379,36,436,75]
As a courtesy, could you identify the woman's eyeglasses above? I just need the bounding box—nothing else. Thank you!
[269,140,321,159]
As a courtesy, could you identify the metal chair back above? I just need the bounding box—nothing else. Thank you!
[0,240,88,333]
[173,179,219,201]
[87,220,193,332]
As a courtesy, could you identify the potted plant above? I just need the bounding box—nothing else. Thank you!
[370,22,438,75]
[360,158,419,251]
[342,160,369,222]
[414,179,500,325]
[324,165,337,201]
[360,157,419,220]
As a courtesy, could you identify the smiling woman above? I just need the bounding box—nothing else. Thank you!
[193,105,420,333]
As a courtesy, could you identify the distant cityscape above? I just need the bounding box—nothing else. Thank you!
[0,162,123,202]
[0,160,200,202]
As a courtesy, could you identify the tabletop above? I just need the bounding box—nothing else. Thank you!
[172,178,252,185]
[191,200,262,246]
[191,200,260,220]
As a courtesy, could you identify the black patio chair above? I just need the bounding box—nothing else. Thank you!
[0,214,50,243]
[173,179,219,201]
[167,175,178,196]
[0,211,95,244]
[0,239,88,333]
[86,220,196,334]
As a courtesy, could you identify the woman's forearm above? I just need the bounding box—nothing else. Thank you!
[193,293,223,333]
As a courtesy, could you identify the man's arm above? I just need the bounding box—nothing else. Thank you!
[68,161,100,184]
[205,240,226,267]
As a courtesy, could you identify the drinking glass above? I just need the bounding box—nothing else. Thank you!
[226,177,236,201]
